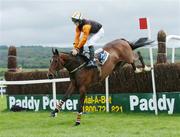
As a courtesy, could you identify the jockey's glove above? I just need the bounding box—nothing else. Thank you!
[71,48,79,56]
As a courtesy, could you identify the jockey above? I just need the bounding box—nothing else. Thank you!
[71,11,104,67]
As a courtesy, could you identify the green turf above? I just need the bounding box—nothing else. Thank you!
[0,96,180,137]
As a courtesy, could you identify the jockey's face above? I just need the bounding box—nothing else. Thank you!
[72,18,80,26]
[75,22,79,26]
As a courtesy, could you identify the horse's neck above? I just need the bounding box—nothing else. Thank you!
[60,53,69,61]
[60,53,84,72]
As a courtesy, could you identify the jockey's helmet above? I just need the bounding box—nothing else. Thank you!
[71,11,83,24]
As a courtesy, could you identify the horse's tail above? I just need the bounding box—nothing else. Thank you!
[129,37,154,50]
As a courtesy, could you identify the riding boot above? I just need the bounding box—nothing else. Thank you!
[87,46,97,67]
[79,47,84,55]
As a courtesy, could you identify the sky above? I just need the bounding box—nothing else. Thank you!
[0,0,180,46]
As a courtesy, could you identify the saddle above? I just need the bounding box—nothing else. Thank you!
[95,48,109,65]
[77,48,109,77]
[80,48,109,66]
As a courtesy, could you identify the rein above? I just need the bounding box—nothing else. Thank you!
[69,62,87,74]
[55,52,88,77]
[60,52,88,74]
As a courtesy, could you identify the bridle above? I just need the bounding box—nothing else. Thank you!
[50,53,87,78]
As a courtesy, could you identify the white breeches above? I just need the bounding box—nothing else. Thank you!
[86,27,104,47]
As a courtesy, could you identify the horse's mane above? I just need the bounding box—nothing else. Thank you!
[60,51,89,62]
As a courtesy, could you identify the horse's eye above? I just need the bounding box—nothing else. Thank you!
[55,60,58,63]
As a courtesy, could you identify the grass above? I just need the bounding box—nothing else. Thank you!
[0,96,180,137]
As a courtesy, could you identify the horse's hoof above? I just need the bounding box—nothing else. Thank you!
[50,111,57,117]
[144,65,152,71]
[74,122,80,126]
[50,108,59,117]
[135,68,142,73]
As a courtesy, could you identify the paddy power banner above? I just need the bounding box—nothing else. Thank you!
[7,92,180,114]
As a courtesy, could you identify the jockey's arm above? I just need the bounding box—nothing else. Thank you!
[77,24,91,49]
[74,26,81,49]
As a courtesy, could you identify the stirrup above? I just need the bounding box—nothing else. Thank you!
[86,61,97,67]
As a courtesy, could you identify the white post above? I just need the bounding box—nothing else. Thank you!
[146,18,158,115]
[149,47,158,115]
[105,76,109,112]
[147,18,151,40]
[52,81,57,108]
[0,85,5,98]
[172,47,175,63]
[0,89,3,98]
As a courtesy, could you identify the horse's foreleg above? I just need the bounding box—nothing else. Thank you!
[51,81,75,117]
[75,86,86,126]
[137,51,151,71]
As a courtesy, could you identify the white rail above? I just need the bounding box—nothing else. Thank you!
[0,78,70,85]
[167,35,180,42]
[166,35,180,63]
[0,78,70,106]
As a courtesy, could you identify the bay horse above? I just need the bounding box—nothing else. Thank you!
[47,37,152,126]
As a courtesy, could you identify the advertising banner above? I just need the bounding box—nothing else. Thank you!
[7,92,180,114]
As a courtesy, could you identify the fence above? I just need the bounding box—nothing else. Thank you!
[146,35,180,115]
[1,35,180,114]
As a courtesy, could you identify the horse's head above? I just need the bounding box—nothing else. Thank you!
[47,48,64,79]
[48,48,89,79]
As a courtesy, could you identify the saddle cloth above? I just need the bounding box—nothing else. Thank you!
[95,48,109,65]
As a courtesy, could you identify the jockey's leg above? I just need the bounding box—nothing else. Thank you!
[87,45,97,67]
[75,86,86,126]
[51,81,75,117]
[79,46,84,55]
[86,28,104,67]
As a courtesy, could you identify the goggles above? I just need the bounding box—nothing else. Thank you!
[72,18,80,23]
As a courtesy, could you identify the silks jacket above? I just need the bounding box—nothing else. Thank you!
[74,19,102,49]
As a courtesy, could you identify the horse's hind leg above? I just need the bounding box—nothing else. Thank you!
[137,51,151,71]
[75,86,86,126]
[129,51,142,73]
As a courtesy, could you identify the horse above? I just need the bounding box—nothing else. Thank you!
[47,37,153,126]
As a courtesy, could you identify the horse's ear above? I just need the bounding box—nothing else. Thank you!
[52,48,55,55]
[55,49,59,55]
